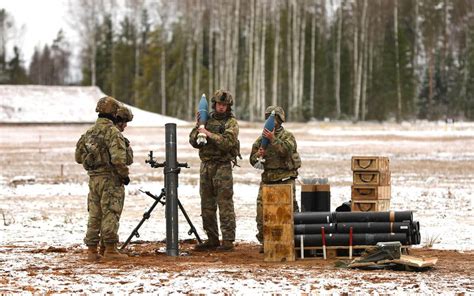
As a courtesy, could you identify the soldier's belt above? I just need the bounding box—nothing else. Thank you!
[264,176,296,184]
[202,159,231,164]
[88,170,115,177]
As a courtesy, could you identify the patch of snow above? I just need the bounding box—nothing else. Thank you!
[0,85,188,126]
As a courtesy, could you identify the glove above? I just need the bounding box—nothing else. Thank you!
[123,176,130,186]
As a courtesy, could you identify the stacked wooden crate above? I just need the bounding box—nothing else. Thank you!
[351,156,391,212]
[262,184,295,262]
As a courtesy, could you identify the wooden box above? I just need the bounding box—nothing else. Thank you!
[353,171,391,186]
[262,184,295,262]
[351,156,390,172]
[351,185,391,200]
[351,199,391,212]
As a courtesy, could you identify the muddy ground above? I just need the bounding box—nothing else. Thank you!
[1,242,473,294]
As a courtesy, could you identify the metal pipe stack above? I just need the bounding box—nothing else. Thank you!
[294,211,421,247]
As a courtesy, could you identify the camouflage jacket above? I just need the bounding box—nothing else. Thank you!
[75,117,129,179]
[189,112,239,163]
[124,137,133,166]
[249,126,300,183]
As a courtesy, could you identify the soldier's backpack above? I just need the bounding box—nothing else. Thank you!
[75,130,110,171]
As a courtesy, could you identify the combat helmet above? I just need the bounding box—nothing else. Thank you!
[116,105,134,122]
[211,89,233,107]
[265,105,285,122]
[96,96,120,115]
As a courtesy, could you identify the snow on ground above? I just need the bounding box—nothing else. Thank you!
[1,244,471,295]
[0,85,187,126]
[1,120,473,294]
[0,121,473,250]
[0,181,472,251]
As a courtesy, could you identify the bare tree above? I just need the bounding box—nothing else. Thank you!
[412,0,420,115]
[309,1,318,118]
[361,15,370,121]
[51,29,71,84]
[208,0,215,96]
[394,0,402,122]
[230,0,240,99]
[297,1,306,119]
[194,1,204,107]
[258,0,268,119]
[334,0,343,118]
[353,0,367,121]
[67,0,116,86]
[271,1,280,107]
[352,0,359,120]
[286,0,293,120]
[153,0,172,115]
[125,0,146,104]
[248,0,256,121]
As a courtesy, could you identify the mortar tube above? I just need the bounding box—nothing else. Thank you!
[165,123,179,256]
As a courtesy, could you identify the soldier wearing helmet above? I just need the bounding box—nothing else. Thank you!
[116,104,134,132]
[249,106,301,253]
[75,96,131,261]
[115,104,134,167]
[210,89,234,113]
[189,89,239,252]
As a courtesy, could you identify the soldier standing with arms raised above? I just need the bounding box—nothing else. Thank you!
[250,106,301,253]
[189,90,239,252]
[75,97,131,261]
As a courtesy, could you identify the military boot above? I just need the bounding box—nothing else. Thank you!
[103,243,128,260]
[99,244,105,256]
[216,240,234,252]
[194,238,220,251]
[87,245,101,261]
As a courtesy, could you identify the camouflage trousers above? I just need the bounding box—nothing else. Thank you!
[84,175,125,246]
[199,161,236,241]
[256,178,299,244]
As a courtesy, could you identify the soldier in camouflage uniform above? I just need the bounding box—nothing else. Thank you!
[75,97,131,261]
[97,104,135,256]
[249,106,301,253]
[189,89,239,252]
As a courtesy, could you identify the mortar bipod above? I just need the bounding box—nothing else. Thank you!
[120,188,202,250]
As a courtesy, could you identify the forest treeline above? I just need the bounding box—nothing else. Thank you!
[1,0,473,122]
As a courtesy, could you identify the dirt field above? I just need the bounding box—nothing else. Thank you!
[1,242,473,294]
[1,122,473,294]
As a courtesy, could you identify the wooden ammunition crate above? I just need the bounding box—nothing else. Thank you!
[351,156,390,172]
[262,184,295,262]
[351,185,391,200]
[351,199,391,212]
[353,171,391,185]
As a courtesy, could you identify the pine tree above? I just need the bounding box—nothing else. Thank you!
[7,46,29,84]
[112,17,137,105]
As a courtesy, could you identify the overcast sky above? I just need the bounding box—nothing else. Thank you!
[2,0,75,67]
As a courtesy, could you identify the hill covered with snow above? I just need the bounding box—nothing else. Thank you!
[0,85,188,126]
